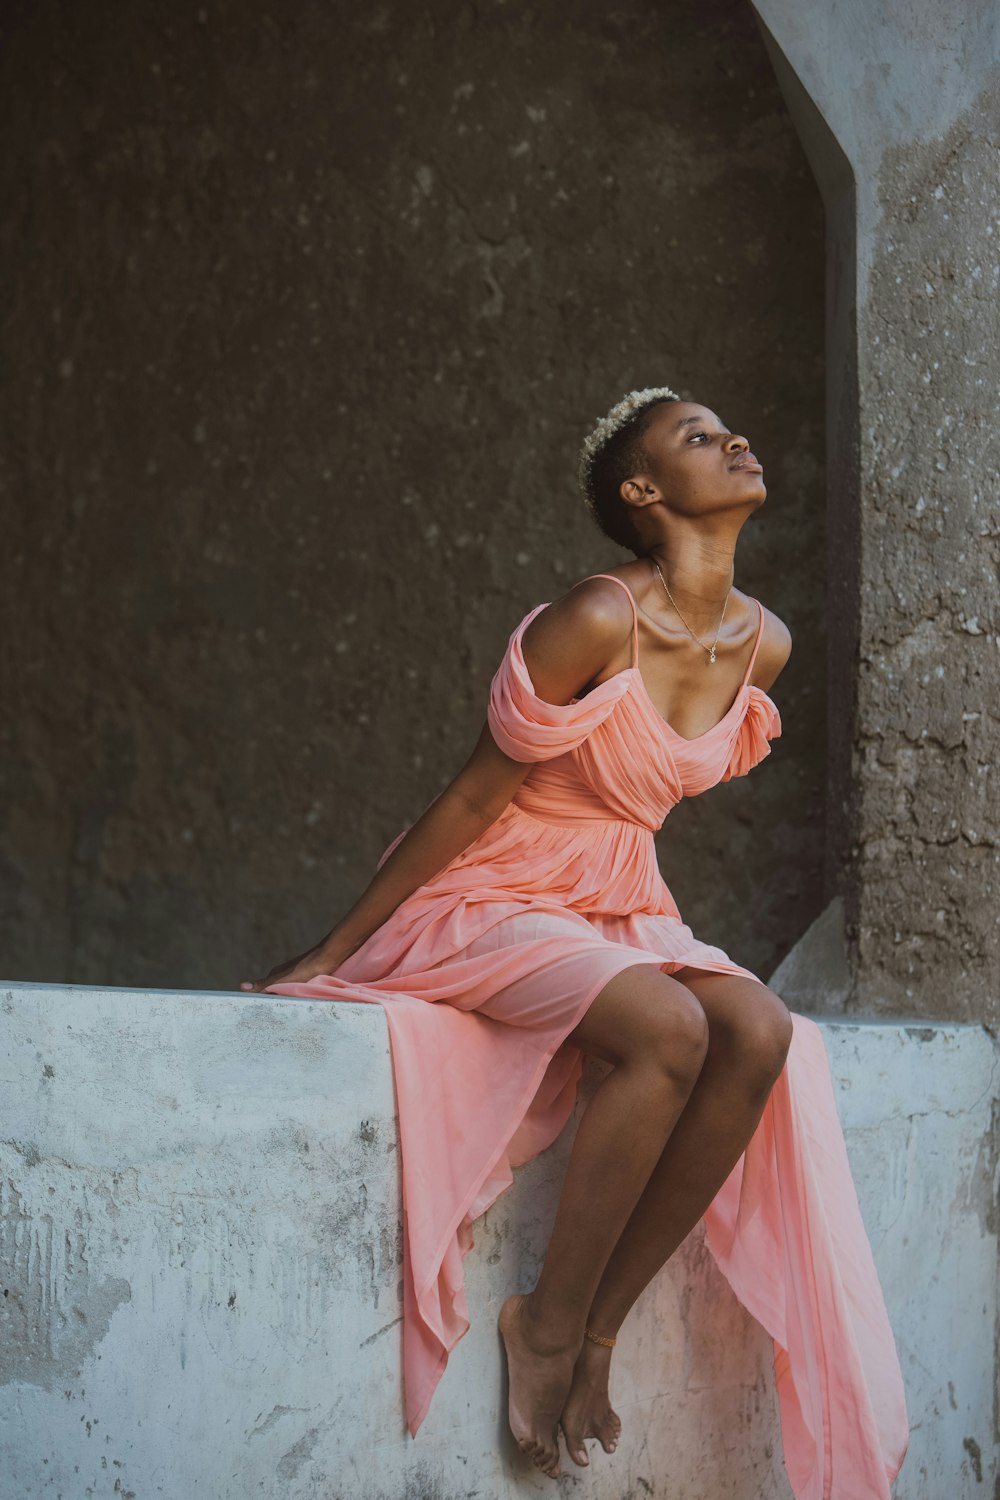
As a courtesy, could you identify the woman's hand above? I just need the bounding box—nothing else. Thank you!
[240,935,355,994]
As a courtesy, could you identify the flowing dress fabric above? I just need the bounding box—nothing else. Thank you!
[265,575,909,1500]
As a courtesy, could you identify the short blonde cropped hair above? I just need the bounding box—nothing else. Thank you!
[578,386,682,553]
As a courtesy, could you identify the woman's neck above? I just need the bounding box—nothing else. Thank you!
[644,544,737,617]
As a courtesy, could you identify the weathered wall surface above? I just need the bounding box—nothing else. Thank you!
[858,82,1000,1022]
[2,982,997,1497]
[752,0,1000,1027]
[0,0,825,993]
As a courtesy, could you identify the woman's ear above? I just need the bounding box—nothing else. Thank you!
[619,476,662,511]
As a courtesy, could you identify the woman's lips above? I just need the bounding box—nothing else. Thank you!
[730,456,763,472]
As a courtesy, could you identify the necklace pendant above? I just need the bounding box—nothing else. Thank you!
[709,647,717,664]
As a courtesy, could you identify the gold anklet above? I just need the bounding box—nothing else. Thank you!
[584,1326,616,1348]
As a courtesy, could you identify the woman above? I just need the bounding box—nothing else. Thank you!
[243,388,909,1494]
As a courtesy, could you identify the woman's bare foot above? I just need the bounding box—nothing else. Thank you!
[559,1335,622,1465]
[498,1294,578,1479]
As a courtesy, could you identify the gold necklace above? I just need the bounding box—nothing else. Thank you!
[651,559,730,665]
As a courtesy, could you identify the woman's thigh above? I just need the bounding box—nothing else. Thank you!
[457,914,746,1072]
[458,910,671,1033]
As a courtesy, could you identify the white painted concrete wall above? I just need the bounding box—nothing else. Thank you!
[1,981,996,1499]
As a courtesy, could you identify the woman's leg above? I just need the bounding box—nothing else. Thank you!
[558,969,793,1466]
[499,961,710,1479]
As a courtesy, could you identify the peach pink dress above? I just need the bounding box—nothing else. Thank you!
[265,573,909,1500]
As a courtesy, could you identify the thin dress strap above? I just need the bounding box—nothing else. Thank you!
[742,599,765,687]
[575,572,639,669]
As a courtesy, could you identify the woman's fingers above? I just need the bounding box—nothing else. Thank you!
[240,970,283,992]
[237,965,305,994]
[239,946,336,995]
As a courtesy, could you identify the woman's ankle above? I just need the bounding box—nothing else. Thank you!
[519,1290,586,1355]
[582,1304,624,1348]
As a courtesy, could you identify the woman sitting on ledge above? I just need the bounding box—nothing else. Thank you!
[243,386,908,1497]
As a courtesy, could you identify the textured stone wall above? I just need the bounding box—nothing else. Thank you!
[858,81,1000,1024]
[754,0,999,1026]
[0,0,824,992]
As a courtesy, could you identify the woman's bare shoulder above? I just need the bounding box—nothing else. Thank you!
[523,573,634,653]
[753,597,793,693]
[519,572,636,703]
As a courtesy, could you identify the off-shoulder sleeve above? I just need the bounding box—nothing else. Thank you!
[486,603,633,763]
[721,688,782,781]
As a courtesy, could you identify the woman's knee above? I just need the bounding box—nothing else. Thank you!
[646,985,710,1086]
[572,964,709,1085]
[737,988,794,1088]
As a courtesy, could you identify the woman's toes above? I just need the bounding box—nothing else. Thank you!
[528,1443,553,1477]
[599,1408,621,1440]
[596,1409,622,1452]
[522,1434,555,1476]
[561,1427,589,1467]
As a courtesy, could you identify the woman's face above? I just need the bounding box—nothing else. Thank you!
[628,401,766,515]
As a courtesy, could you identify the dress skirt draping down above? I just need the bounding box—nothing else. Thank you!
[266,579,909,1500]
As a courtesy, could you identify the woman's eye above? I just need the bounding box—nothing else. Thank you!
[689,431,708,442]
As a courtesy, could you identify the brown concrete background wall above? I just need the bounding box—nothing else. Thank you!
[0,0,825,993]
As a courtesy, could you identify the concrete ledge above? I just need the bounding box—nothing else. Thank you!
[1,982,997,1498]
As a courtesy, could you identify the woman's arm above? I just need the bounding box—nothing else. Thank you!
[240,579,634,992]
[240,725,533,990]
[318,724,535,954]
